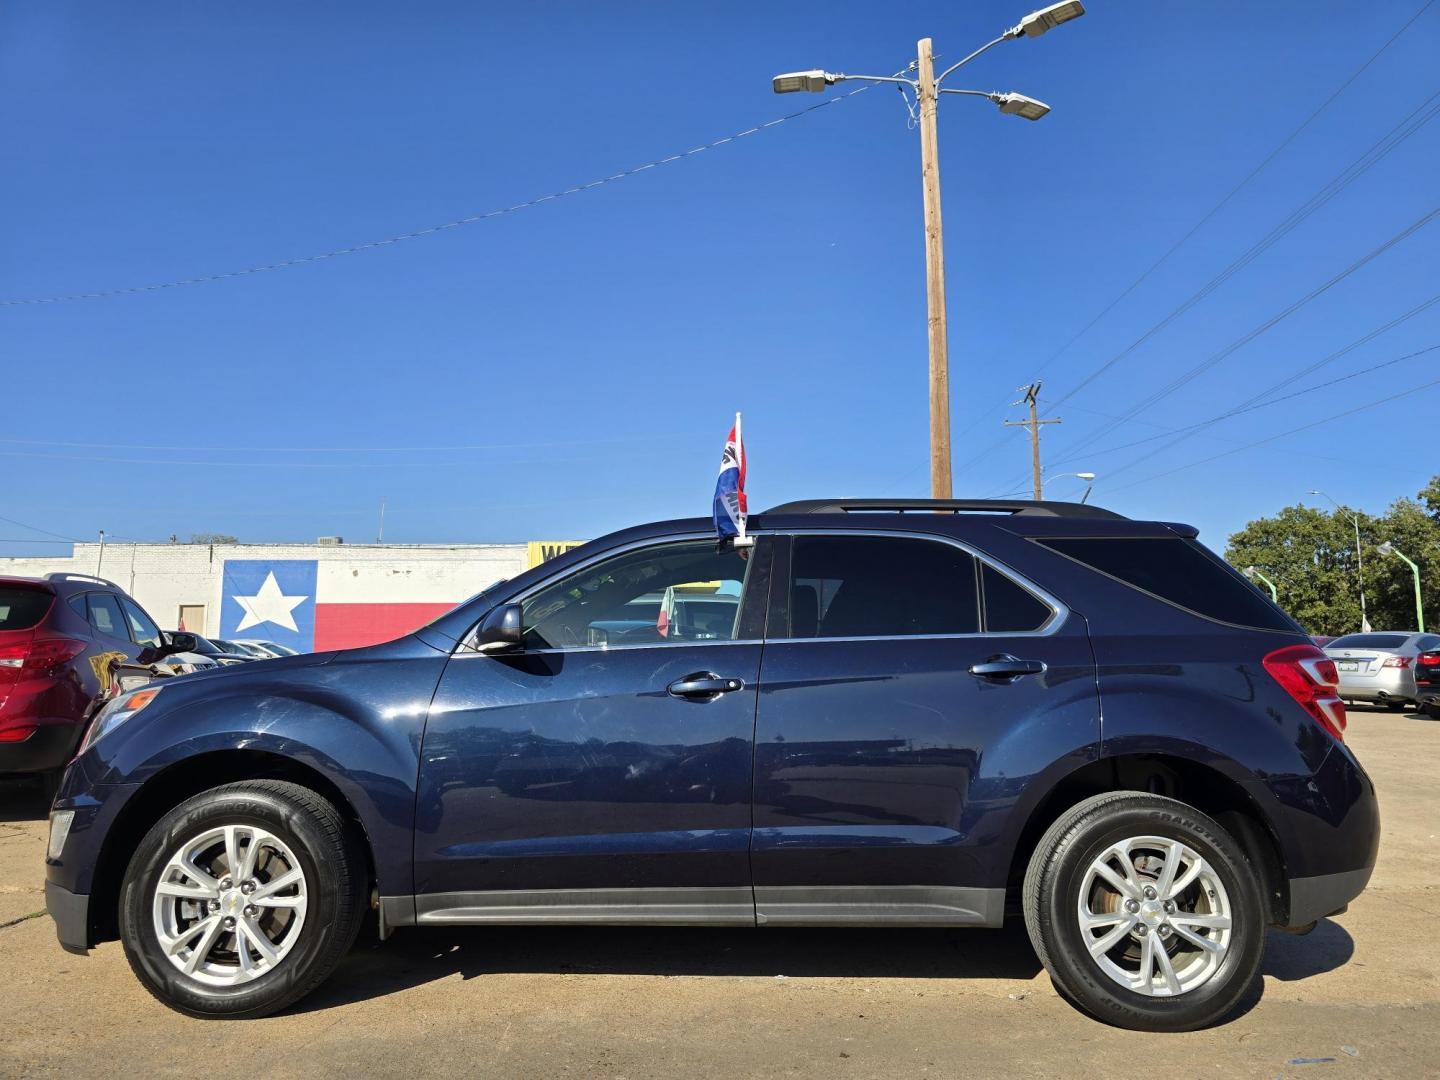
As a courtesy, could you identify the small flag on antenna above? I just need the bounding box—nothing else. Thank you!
[712,413,749,545]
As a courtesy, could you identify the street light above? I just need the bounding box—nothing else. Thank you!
[1309,490,1370,633]
[1376,541,1425,633]
[1244,566,1279,604]
[1041,470,1096,498]
[772,2,1086,500]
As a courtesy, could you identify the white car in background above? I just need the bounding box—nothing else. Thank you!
[1323,631,1440,708]
[230,638,300,657]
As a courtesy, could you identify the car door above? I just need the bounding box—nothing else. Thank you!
[751,531,1099,927]
[416,534,772,925]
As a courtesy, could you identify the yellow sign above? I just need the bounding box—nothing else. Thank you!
[526,540,585,569]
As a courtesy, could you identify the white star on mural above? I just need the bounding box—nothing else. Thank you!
[234,571,308,632]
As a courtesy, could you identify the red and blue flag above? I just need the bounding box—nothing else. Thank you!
[712,413,748,542]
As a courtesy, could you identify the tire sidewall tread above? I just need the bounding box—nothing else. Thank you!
[1022,791,1264,1032]
[119,779,366,1020]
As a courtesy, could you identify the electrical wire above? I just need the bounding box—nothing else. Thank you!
[1104,371,1440,494]
[0,84,881,307]
[1032,0,1437,380]
[1033,203,1440,471]
[0,513,82,544]
[1050,342,1440,467]
[947,0,1437,478]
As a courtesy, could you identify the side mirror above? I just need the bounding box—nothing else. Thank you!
[475,603,523,654]
[165,631,199,655]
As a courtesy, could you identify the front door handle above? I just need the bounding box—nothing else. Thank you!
[969,655,1047,682]
[667,672,745,699]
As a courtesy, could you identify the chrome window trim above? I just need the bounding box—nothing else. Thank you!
[775,527,1068,640]
[452,526,1067,656]
[453,531,764,656]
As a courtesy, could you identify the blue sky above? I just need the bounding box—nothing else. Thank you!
[2,0,1436,554]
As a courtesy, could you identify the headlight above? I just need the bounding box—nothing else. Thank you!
[80,686,163,754]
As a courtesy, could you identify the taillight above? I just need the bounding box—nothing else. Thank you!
[0,637,87,685]
[0,724,37,742]
[1263,644,1347,742]
[1419,654,1440,667]
[1382,656,1411,669]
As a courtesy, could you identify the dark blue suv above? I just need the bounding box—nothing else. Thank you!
[44,499,1378,1031]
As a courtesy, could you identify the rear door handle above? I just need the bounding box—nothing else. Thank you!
[969,655,1047,682]
[667,672,745,699]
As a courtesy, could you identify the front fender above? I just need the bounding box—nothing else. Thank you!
[73,646,449,897]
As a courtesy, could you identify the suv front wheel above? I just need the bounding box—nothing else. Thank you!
[119,780,367,1019]
[1023,792,1264,1031]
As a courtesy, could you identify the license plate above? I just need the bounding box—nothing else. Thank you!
[1337,660,1360,672]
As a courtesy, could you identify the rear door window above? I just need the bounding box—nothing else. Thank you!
[0,587,54,630]
[787,535,980,638]
[980,564,1054,633]
[1038,536,1298,632]
[85,593,129,641]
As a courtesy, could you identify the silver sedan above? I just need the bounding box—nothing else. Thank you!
[1324,631,1440,707]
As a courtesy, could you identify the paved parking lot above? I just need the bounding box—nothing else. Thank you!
[2,706,1437,1079]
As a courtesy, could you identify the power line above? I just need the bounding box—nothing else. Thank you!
[0,513,82,544]
[1052,342,1440,467]
[0,85,881,307]
[0,433,686,454]
[1050,90,1440,413]
[1107,371,1440,493]
[1059,295,1440,476]
[948,0,1436,476]
[1040,203,1440,468]
[1031,0,1437,379]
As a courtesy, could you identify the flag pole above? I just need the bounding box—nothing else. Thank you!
[733,410,754,548]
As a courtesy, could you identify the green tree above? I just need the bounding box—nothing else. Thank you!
[189,532,238,545]
[1226,476,1440,636]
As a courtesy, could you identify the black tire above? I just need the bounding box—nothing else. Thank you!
[119,780,367,1019]
[1023,792,1264,1032]
[1385,700,1409,712]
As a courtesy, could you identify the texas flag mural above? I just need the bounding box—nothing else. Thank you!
[221,559,460,652]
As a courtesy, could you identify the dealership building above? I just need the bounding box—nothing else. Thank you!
[0,538,583,652]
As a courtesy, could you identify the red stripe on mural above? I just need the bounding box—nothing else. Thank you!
[313,602,458,651]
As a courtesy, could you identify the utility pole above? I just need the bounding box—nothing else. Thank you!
[770,3,1086,502]
[1005,382,1062,500]
[916,38,951,499]
[377,497,386,544]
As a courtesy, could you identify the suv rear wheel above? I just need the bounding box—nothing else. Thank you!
[1023,792,1264,1031]
[119,780,366,1019]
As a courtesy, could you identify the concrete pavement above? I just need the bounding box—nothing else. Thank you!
[2,706,1436,1079]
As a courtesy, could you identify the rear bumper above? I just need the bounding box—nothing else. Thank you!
[1337,669,1416,701]
[44,881,91,955]
[0,723,80,775]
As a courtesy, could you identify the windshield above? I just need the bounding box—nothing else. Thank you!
[1328,633,1411,650]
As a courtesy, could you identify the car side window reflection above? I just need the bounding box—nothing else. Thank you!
[120,597,163,648]
[85,593,128,642]
[521,541,751,650]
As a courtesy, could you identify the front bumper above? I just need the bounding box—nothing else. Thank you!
[44,881,91,955]
[1287,866,1373,927]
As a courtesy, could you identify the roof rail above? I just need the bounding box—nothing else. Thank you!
[759,498,1126,520]
[45,572,120,587]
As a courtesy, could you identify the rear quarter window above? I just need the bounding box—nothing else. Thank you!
[0,587,54,630]
[1038,536,1299,632]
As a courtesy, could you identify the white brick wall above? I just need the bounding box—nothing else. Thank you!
[0,542,530,637]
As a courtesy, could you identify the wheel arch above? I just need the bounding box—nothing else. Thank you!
[87,749,377,946]
[1006,753,1291,926]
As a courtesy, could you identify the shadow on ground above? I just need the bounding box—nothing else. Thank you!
[0,776,50,823]
[293,913,1354,1017]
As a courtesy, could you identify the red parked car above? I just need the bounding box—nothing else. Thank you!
[1417,647,1440,718]
[0,573,187,787]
